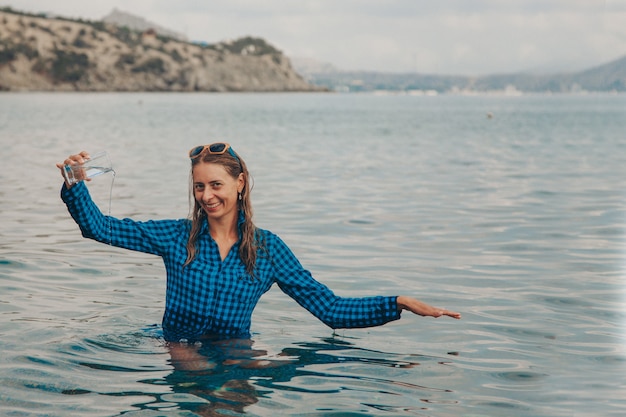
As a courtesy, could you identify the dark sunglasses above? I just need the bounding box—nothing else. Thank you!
[189,143,240,164]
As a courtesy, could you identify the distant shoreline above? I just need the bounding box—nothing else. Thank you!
[2,6,624,93]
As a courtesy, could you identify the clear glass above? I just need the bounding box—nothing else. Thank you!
[63,151,113,185]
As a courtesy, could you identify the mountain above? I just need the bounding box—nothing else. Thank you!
[0,8,322,92]
[102,8,187,42]
[569,55,626,91]
[305,55,626,93]
[290,57,339,77]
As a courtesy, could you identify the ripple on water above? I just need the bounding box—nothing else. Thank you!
[484,370,549,392]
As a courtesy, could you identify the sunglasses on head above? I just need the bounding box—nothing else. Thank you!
[189,142,240,164]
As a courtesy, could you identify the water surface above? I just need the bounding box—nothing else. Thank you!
[1,92,625,416]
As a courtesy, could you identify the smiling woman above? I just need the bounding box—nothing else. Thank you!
[56,143,460,344]
[191,162,242,260]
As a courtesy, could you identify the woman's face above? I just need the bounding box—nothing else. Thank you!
[193,162,244,224]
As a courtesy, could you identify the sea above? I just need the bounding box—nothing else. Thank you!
[0,91,625,416]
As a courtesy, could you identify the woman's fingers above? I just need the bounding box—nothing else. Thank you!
[442,309,462,319]
[57,151,91,186]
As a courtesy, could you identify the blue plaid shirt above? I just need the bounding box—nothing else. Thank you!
[61,182,401,342]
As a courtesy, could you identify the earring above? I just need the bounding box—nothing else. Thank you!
[238,192,242,201]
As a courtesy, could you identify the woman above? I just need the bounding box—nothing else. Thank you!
[57,143,460,343]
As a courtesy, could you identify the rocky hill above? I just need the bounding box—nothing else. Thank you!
[0,8,322,92]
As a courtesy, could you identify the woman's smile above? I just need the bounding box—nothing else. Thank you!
[203,201,221,211]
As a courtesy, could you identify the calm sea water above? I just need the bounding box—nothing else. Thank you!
[1,92,625,416]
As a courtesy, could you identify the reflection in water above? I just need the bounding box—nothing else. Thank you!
[154,336,426,416]
[63,333,440,416]
[163,338,268,416]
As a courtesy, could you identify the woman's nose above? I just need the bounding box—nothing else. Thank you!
[202,189,214,202]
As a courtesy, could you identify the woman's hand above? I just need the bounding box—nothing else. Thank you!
[397,296,461,319]
[56,151,90,188]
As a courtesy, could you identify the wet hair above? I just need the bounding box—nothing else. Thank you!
[184,148,260,276]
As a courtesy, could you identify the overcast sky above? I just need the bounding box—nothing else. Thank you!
[4,0,626,75]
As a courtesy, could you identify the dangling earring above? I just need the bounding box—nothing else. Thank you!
[238,192,243,201]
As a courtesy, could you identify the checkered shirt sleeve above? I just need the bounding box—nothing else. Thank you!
[265,232,401,329]
[61,181,183,256]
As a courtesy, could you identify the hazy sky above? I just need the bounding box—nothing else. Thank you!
[4,0,626,75]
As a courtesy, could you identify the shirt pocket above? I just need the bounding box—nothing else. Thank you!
[218,267,266,305]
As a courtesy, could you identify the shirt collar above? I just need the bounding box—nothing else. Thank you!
[198,210,246,238]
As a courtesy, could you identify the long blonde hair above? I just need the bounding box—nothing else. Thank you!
[184,148,260,275]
